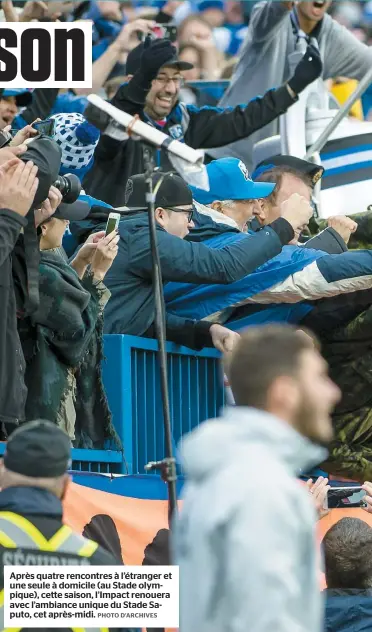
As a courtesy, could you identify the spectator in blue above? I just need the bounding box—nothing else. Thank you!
[323,517,372,632]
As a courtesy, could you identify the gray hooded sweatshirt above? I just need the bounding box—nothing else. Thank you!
[210,1,372,169]
[173,406,327,632]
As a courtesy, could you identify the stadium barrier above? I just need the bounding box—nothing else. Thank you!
[102,334,224,474]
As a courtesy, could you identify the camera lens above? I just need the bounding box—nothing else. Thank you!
[54,173,81,204]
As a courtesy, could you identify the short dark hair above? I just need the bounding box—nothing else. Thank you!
[228,325,317,408]
[254,166,313,206]
[323,517,372,589]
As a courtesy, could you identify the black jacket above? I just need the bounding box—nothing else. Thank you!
[0,486,137,632]
[0,209,28,425]
[102,213,293,348]
[0,138,62,428]
[83,79,297,207]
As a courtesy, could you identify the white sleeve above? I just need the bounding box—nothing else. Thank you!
[249,260,372,304]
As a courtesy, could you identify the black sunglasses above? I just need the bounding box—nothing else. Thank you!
[165,206,194,222]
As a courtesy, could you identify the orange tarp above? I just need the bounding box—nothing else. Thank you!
[64,482,170,565]
[63,481,372,630]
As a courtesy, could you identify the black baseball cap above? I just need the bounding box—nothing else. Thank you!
[252,155,324,186]
[4,420,71,478]
[124,172,193,211]
[53,200,90,221]
[125,41,193,76]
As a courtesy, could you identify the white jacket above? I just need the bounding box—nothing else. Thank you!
[173,407,327,632]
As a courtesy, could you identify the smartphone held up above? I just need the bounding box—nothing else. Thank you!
[105,212,121,236]
[32,119,56,137]
[325,486,368,510]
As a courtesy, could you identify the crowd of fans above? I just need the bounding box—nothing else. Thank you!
[3,0,372,630]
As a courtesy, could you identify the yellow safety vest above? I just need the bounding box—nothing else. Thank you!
[0,511,109,632]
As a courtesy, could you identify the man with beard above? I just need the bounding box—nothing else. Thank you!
[210,0,372,169]
[174,325,340,632]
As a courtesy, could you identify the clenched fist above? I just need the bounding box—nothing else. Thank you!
[327,215,357,244]
[280,193,313,234]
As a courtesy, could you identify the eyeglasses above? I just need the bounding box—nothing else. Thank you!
[165,206,194,222]
[154,75,185,88]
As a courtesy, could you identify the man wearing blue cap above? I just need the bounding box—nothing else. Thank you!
[164,157,372,327]
[190,157,276,232]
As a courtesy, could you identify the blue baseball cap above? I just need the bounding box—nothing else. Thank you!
[2,88,33,107]
[189,158,276,205]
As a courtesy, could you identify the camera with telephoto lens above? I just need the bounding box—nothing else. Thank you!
[53,173,81,204]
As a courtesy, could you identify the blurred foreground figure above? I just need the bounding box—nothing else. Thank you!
[174,324,340,632]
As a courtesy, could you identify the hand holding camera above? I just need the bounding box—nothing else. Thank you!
[113,19,155,53]
[34,185,63,227]
[0,159,39,217]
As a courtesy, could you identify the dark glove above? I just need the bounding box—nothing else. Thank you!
[287,43,323,95]
[126,36,177,105]
[139,35,177,83]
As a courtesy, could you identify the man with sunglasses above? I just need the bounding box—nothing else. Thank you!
[101,170,312,353]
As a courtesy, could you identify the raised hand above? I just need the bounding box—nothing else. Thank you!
[90,231,120,281]
[280,193,313,233]
[0,159,38,217]
[210,324,240,354]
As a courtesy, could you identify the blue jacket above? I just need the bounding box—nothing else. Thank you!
[164,207,372,330]
[324,589,372,632]
[164,210,325,321]
[97,212,293,348]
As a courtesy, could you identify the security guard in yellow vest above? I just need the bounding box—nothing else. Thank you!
[0,419,138,632]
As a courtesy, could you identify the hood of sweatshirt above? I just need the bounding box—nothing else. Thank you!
[187,201,241,242]
[180,406,327,484]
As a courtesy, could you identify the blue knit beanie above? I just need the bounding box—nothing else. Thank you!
[50,112,100,177]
